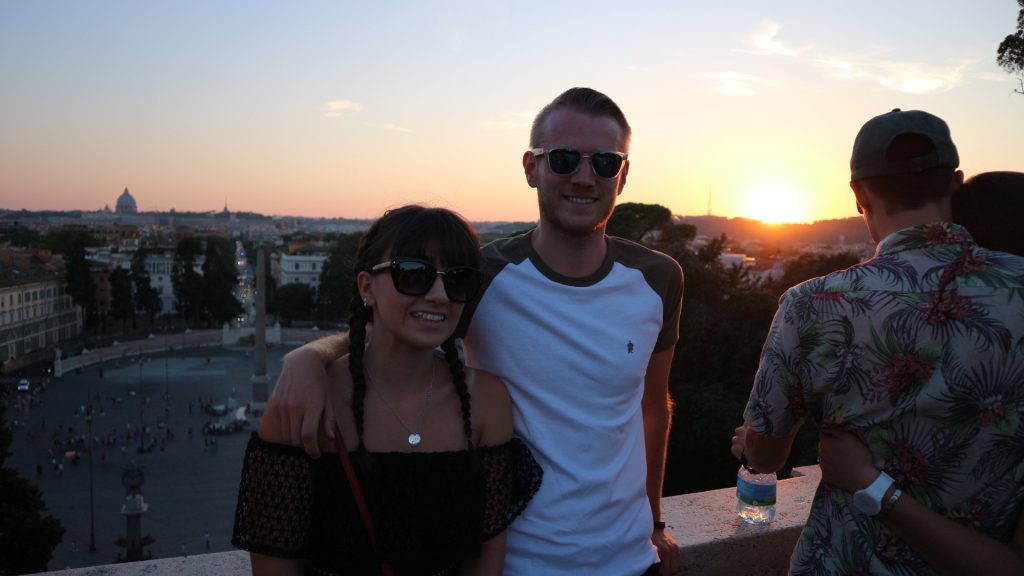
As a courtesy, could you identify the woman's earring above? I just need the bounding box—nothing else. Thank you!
[363,298,370,308]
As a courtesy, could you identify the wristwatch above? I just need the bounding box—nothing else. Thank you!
[853,471,895,516]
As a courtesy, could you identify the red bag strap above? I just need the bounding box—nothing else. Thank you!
[333,426,395,576]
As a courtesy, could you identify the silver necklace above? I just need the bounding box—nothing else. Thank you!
[366,361,435,447]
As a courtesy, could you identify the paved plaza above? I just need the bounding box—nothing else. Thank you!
[6,344,293,571]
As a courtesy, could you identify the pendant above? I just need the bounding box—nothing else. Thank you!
[408,433,422,446]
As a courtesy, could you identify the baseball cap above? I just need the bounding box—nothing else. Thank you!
[850,108,959,181]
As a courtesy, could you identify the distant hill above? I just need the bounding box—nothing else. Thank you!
[1,206,870,249]
[678,215,871,248]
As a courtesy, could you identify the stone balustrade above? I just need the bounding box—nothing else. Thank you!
[32,465,819,576]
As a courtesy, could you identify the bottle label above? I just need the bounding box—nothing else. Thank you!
[737,476,777,506]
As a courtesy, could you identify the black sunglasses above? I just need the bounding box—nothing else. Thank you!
[370,257,482,303]
[529,147,628,179]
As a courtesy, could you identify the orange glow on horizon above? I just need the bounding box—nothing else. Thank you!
[740,183,811,225]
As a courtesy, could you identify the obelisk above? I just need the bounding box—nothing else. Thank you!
[250,247,269,410]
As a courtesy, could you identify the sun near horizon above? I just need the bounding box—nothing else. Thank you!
[738,182,812,225]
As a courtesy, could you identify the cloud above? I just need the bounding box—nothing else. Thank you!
[872,62,966,94]
[815,57,967,94]
[734,22,971,96]
[816,58,868,80]
[323,100,363,118]
[481,111,533,131]
[698,72,774,96]
[741,21,807,57]
[380,123,412,133]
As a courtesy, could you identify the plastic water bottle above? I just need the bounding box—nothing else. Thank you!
[736,465,777,524]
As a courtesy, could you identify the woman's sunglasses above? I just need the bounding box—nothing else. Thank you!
[529,147,628,179]
[370,257,482,303]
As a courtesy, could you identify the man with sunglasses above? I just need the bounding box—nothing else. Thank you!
[267,87,684,576]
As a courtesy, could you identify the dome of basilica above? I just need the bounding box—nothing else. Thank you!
[116,187,138,214]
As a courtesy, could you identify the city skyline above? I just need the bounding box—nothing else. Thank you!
[1,1,1021,224]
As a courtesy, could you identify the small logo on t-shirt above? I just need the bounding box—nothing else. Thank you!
[627,340,634,354]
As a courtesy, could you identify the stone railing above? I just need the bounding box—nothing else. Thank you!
[53,327,332,376]
[31,465,819,576]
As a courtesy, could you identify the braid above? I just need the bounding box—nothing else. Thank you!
[441,338,474,451]
[347,282,370,449]
[346,213,383,450]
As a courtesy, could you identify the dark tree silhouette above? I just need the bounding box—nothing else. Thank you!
[172,237,205,323]
[64,243,98,330]
[201,236,242,326]
[767,251,862,294]
[131,249,162,327]
[0,400,64,574]
[317,232,362,326]
[602,203,865,495]
[607,202,672,243]
[276,282,316,325]
[109,267,135,332]
[44,229,104,257]
[997,0,1024,94]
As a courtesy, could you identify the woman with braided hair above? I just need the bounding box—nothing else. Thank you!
[233,205,542,576]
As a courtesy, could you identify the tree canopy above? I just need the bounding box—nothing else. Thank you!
[64,242,98,330]
[109,267,135,331]
[0,400,64,574]
[607,202,673,243]
[131,249,162,324]
[276,282,315,324]
[997,0,1024,92]
[172,237,205,323]
[42,229,104,255]
[201,236,242,326]
[603,202,865,494]
[317,232,362,326]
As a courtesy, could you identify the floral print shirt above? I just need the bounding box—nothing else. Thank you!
[744,222,1024,575]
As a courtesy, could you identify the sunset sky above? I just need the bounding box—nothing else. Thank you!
[1,1,1021,224]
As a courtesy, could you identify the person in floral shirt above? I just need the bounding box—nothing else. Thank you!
[732,109,1024,575]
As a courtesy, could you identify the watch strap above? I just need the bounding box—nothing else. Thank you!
[854,471,895,516]
[878,488,902,520]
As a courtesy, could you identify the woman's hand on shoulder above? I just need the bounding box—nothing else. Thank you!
[468,368,513,447]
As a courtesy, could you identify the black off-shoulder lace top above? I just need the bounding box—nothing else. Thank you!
[232,433,542,576]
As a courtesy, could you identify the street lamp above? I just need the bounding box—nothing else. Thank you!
[86,389,96,552]
[138,357,145,454]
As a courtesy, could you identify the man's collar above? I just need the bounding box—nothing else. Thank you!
[874,221,974,257]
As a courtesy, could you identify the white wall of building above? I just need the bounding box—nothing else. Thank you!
[274,253,327,292]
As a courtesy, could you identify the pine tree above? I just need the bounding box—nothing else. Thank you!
[998,0,1024,94]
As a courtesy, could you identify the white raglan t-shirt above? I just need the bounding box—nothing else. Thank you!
[461,232,683,576]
